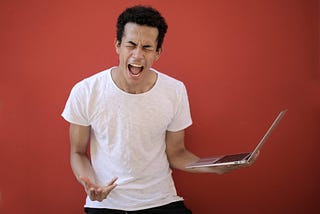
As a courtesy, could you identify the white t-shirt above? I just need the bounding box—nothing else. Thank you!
[62,67,192,210]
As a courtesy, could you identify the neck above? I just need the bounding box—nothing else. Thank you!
[111,67,157,94]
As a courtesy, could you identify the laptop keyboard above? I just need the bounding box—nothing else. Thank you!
[215,153,250,163]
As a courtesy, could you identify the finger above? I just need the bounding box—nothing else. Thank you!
[87,187,98,201]
[89,187,109,202]
[253,150,260,159]
[87,177,119,201]
[102,177,118,192]
[101,177,118,197]
[79,176,101,199]
[250,151,260,164]
[102,183,117,195]
[106,177,118,186]
[91,186,109,202]
[90,187,110,202]
[256,150,260,157]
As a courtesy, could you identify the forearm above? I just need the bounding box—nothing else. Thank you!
[69,124,97,185]
[165,130,231,174]
[168,148,199,171]
[70,152,97,184]
[169,149,228,174]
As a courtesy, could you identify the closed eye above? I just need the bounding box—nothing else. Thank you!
[125,41,155,51]
[143,45,154,51]
[126,41,137,48]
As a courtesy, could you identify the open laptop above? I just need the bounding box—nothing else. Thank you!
[185,109,287,168]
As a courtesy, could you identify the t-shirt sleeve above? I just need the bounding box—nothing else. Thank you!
[167,83,192,132]
[61,81,90,126]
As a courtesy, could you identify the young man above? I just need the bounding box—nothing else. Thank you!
[62,6,256,214]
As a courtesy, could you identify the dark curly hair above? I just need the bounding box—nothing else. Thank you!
[116,5,168,51]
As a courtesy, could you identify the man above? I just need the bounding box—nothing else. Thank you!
[62,5,256,214]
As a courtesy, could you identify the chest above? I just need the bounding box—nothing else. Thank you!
[90,92,176,139]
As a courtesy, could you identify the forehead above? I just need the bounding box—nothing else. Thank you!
[123,22,159,44]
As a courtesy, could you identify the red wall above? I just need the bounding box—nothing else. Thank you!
[1,0,319,213]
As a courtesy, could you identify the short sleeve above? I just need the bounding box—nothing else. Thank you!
[61,82,90,126]
[167,83,192,132]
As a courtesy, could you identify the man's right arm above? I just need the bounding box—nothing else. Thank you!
[69,123,96,184]
[69,123,118,202]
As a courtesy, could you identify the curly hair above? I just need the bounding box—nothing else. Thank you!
[116,5,168,51]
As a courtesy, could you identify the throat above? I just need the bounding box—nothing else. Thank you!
[111,68,157,94]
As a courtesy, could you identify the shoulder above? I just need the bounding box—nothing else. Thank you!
[72,68,112,93]
[80,68,111,87]
[153,68,185,90]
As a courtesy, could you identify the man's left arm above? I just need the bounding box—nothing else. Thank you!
[165,130,258,174]
[165,130,200,171]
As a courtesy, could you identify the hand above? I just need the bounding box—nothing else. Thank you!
[211,151,260,174]
[79,176,118,202]
[247,150,260,166]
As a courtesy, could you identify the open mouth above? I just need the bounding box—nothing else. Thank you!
[128,63,144,77]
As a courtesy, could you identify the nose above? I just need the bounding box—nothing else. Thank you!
[132,46,144,59]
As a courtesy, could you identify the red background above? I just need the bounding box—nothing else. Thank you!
[1,0,319,213]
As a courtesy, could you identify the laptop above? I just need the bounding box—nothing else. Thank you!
[185,109,287,168]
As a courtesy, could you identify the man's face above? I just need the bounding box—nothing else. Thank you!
[116,22,161,83]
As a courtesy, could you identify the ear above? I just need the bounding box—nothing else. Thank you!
[115,39,120,54]
[155,48,162,61]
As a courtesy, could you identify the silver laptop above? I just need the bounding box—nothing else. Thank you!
[186,109,287,168]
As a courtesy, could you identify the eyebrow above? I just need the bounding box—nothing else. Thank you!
[127,41,137,46]
[126,41,154,49]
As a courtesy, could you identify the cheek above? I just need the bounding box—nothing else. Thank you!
[148,55,160,65]
[118,55,128,69]
[118,51,129,62]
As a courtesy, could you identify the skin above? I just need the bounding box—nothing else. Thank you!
[69,23,259,202]
[112,22,161,94]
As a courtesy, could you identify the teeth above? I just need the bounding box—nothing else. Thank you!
[128,63,144,77]
[130,63,143,67]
